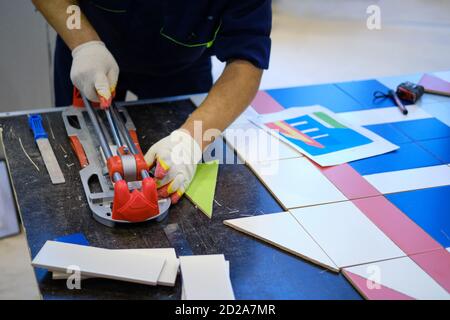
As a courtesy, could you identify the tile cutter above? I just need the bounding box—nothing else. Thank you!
[62,90,170,227]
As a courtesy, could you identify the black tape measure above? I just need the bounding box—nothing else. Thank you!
[396,81,425,103]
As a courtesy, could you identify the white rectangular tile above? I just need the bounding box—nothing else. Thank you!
[248,157,346,209]
[224,121,302,163]
[227,106,260,127]
[32,241,166,286]
[224,212,338,271]
[377,74,422,90]
[179,255,235,300]
[344,256,449,300]
[51,248,179,287]
[337,105,432,126]
[290,201,405,268]
[433,71,450,83]
[363,165,450,194]
[421,101,450,127]
[182,260,230,300]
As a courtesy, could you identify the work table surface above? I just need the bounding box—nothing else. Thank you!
[0,99,361,299]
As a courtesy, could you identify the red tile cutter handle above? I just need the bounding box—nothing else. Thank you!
[76,90,160,222]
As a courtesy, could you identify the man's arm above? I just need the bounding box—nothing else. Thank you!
[145,60,262,203]
[32,0,100,50]
[32,0,118,103]
[181,59,263,150]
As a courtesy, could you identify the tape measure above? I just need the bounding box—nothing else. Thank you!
[396,81,425,103]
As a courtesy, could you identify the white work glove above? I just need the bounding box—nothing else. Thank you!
[145,130,202,204]
[70,41,119,105]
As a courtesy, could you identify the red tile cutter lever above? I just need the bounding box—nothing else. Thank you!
[62,89,170,227]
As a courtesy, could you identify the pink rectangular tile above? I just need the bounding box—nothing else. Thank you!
[251,91,284,114]
[320,163,381,199]
[410,249,450,293]
[353,196,443,255]
[419,74,450,96]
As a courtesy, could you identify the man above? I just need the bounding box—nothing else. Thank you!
[32,0,272,204]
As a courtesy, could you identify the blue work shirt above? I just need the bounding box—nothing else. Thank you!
[54,0,272,105]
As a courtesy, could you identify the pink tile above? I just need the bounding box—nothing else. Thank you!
[344,270,414,300]
[419,74,450,96]
[251,91,284,114]
[320,163,381,199]
[410,249,450,293]
[353,196,443,255]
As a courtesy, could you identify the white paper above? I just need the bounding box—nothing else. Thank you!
[249,105,399,166]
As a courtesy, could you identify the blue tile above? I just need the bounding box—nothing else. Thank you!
[266,84,363,113]
[387,186,450,248]
[350,142,441,175]
[392,118,450,142]
[416,137,450,164]
[54,233,89,246]
[335,80,395,109]
[364,123,412,145]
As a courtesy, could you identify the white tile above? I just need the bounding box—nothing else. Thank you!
[148,249,179,287]
[421,101,450,127]
[337,105,432,126]
[181,260,230,300]
[181,283,186,300]
[290,201,405,268]
[32,241,166,286]
[433,71,450,83]
[363,165,450,194]
[224,121,302,163]
[377,74,423,90]
[227,106,260,127]
[344,256,450,300]
[53,248,179,287]
[179,255,235,300]
[248,157,346,209]
[224,212,338,271]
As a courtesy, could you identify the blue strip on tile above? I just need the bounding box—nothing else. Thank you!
[387,186,450,248]
[349,142,441,175]
[364,123,412,145]
[392,118,450,142]
[266,83,363,113]
[54,233,89,246]
[335,79,395,109]
[416,137,450,164]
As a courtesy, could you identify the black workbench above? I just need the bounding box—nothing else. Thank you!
[0,99,361,299]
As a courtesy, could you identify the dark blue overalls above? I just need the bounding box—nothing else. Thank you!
[54,0,272,106]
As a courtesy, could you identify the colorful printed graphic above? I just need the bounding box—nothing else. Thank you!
[265,112,372,156]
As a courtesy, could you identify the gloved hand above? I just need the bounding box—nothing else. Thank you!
[144,130,202,204]
[70,41,119,106]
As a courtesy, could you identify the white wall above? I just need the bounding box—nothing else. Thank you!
[1,1,449,112]
[213,0,450,89]
[0,1,55,112]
